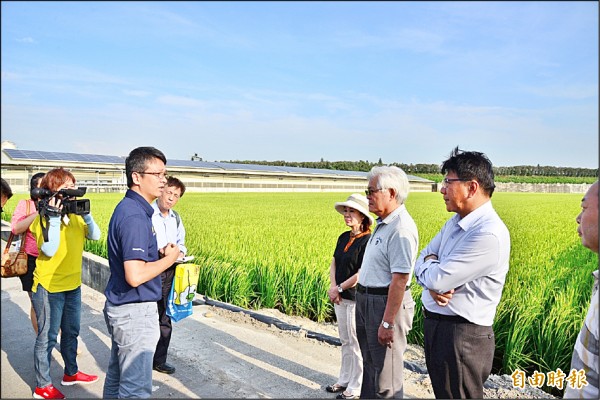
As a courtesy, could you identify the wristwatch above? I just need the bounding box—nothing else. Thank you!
[381,321,394,329]
[337,284,343,293]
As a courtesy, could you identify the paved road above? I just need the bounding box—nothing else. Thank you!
[1,267,345,399]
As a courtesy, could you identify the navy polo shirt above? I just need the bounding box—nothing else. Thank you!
[104,189,161,305]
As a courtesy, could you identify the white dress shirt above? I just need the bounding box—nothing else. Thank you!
[414,201,510,326]
[151,202,187,256]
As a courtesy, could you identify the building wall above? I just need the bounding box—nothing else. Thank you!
[2,160,435,193]
[494,182,592,194]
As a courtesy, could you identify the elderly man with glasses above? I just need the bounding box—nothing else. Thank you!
[151,176,188,375]
[355,165,419,399]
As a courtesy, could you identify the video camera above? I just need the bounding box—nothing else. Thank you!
[31,187,90,217]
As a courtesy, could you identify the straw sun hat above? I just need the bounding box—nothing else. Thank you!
[334,193,375,225]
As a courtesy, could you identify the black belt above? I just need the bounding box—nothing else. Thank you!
[423,308,471,324]
[357,283,410,296]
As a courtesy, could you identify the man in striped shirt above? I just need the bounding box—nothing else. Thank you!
[564,181,598,399]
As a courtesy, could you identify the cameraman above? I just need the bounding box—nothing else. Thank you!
[29,168,101,400]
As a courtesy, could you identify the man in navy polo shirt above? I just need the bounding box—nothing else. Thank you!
[103,146,180,399]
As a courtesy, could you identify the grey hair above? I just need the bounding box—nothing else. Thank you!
[367,166,410,204]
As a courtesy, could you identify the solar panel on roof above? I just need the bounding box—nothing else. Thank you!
[278,166,330,175]
[32,151,48,159]
[7,149,55,161]
[168,160,223,170]
[19,150,44,159]
[3,148,431,183]
[3,149,28,159]
[61,153,80,161]
[211,162,279,172]
[333,170,368,177]
[3,148,125,164]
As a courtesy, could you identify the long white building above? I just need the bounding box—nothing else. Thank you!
[1,141,434,193]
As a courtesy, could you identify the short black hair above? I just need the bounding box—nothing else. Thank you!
[166,176,186,197]
[441,146,496,197]
[1,178,13,200]
[30,172,46,191]
[125,147,167,189]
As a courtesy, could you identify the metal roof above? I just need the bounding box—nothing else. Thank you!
[4,148,124,164]
[3,148,432,182]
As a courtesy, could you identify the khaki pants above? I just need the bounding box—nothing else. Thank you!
[356,290,415,399]
[334,298,363,396]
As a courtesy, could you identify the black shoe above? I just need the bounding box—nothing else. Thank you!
[153,362,176,374]
[326,384,346,393]
[336,392,359,399]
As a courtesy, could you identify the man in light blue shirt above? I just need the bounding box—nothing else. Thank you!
[414,147,510,399]
[151,176,187,375]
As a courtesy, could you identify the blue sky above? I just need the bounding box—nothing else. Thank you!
[1,1,598,168]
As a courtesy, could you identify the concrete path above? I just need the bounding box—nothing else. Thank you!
[1,265,345,399]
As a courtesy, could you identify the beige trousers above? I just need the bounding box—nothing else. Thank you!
[334,298,363,396]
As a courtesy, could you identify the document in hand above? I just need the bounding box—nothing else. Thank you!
[175,255,195,263]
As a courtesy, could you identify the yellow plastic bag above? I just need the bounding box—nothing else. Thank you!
[173,263,200,305]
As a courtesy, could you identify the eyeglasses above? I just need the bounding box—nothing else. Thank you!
[441,178,470,187]
[365,188,385,196]
[136,171,169,179]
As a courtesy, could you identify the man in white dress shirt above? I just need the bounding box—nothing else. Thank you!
[152,176,187,375]
[414,147,510,398]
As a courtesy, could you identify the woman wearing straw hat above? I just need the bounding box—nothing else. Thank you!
[325,193,374,400]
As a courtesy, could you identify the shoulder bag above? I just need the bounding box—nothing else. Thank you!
[1,232,28,278]
[1,201,31,278]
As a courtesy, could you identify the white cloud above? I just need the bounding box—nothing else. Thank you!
[16,37,36,44]
[156,95,206,108]
[332,27,447,55]
[520,84,598,100]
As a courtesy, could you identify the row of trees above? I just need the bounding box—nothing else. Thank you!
[223,159,598,177]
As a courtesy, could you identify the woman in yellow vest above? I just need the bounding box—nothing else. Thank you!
[29,168,101,400]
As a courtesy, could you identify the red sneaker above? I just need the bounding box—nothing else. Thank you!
[61,371,99,386]
[33,385,65,399]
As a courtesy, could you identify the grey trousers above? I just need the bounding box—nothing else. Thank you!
[103,301,160,399]
[423,316,495,399]
[356,290,415,399]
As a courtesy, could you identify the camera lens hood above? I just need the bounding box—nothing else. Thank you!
[58,187,87,197]
[30,187,53,200]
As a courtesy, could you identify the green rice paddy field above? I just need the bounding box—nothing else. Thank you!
[3,191,597,388]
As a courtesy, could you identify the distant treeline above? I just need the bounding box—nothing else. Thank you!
[223,158,598,178]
